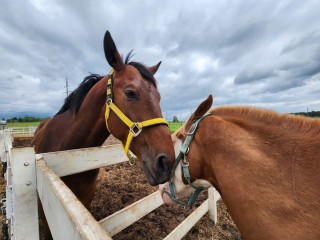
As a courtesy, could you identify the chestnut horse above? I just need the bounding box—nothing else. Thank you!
[32,31,174,239]
[160,95,320,240]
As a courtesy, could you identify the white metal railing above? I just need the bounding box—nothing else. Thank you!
[8,127,37,137]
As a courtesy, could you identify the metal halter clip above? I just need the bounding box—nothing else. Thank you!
[128,153,137,165]
[130,122,142,137]
[182,160,189,167]
[106,98,112,106]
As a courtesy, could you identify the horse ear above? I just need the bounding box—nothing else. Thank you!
[103,31,125,71]
[185,95,213,129]
[148,61,162,75]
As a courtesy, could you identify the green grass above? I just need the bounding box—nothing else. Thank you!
[168,122,184,133]
[5,121,41,128]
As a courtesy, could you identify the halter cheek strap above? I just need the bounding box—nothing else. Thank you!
[163,114,211,207]
[105,69,168,164]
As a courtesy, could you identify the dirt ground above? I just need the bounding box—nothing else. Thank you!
[0,137,241,240]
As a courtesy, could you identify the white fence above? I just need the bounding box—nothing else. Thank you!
[0,129,221,239]
[6,126,37,138]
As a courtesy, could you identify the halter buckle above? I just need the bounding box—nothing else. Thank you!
[130,122,142,137]
[182,161,189,167]
[106,98,112,106]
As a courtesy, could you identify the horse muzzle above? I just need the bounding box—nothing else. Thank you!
[142,153,172,186]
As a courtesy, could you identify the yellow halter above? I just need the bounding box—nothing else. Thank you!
[105,69,168,164]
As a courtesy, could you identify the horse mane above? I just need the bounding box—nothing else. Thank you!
[55,52,157,116]
[210,106,320,135]
[55,74,103,116]
[176,106,320,139]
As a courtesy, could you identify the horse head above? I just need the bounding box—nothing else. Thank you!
[103,31,175,186]
[160,95,213,204]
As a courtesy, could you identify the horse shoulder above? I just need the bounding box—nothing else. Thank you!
[32,119,51,152]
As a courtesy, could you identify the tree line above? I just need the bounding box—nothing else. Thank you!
[292,111,320,117]
[6,116,50,123]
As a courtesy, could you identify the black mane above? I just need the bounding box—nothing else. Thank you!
[55,74,103,116]
[55,51,157,116]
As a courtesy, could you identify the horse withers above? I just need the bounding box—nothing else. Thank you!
[160,95,320,240]
[33,31,175,239]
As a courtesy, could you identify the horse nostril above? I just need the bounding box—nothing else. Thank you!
[156,154,169,173]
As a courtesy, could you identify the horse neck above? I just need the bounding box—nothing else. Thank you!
[71,77,110,148]
[192,115,320,240]
[43,78,110,151]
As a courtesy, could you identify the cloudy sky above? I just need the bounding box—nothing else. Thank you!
[1,0,319,120]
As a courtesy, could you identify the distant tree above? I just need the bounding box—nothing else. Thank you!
[292,111,320,118]
[7,117,17,123]
[173,115,179,122]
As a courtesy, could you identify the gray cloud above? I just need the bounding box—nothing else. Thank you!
[0,0,320,120]
[234,69,277,85]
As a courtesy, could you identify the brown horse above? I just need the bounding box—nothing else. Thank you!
[160,95,320,240]
[33,31,175,239]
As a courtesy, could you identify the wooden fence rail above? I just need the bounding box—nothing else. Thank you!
[0,129,221,239]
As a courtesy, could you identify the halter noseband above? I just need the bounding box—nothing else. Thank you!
[105,69,168,164]
[163,114,211,207]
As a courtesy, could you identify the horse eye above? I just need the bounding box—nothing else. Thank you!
[124,90,137,100]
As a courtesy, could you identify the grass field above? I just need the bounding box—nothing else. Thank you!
[4,121,184,132]
[168,122,184,133]
[4,121,41,128]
